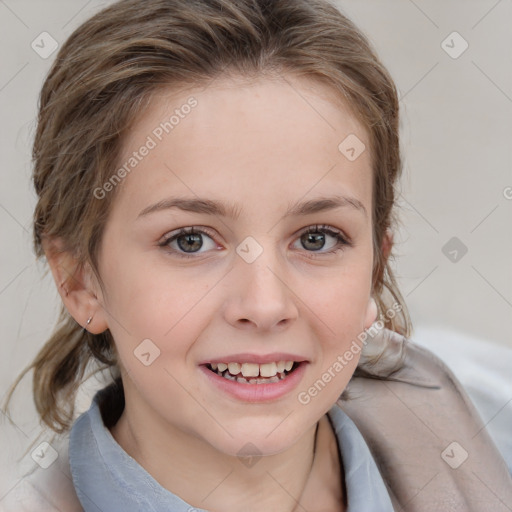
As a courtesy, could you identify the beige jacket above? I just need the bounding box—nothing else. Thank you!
[341,329,512,511]
[2,329,511,511]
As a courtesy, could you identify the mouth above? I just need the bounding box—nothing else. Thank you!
[205,360,300,385]
[199,356,308,402]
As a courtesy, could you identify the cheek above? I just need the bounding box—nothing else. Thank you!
[99,245,183,327]
[306,261,373,328]
[101,258,215,364]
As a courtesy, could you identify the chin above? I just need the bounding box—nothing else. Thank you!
[202,417,313,459]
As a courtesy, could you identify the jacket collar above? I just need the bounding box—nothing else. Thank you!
[69,382,394,511]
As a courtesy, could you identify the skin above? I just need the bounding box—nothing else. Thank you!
[46,74,385,511]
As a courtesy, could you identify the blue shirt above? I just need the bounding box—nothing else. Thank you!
[69,384,394,511]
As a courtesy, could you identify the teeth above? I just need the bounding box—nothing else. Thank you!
[260,362,277,377]
[208,360,297,383]
[228,362,241,375]
[241,363,260,377]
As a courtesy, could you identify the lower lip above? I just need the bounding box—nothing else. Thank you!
[199,362,308,403]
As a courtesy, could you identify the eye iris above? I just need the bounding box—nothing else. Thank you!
[302,232,324,251]
[177,233,203,252]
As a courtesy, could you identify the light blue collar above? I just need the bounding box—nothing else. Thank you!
[69,384,393,511]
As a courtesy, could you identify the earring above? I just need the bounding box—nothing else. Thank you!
[84,316,93,331]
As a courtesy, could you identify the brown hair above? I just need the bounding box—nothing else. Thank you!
[3,0,411,434]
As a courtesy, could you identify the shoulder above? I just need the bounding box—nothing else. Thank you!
[0,433,83,512]
[339,328,512,511]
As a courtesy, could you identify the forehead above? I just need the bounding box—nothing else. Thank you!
[111,74,372,219]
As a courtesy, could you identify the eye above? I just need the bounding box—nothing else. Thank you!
[291,224,350,255]
[158,227,219,258]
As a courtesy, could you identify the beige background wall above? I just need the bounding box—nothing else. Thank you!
[342,0,512,350]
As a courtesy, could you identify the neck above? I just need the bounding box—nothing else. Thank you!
[107,370,344,511]
[111,407,319,511]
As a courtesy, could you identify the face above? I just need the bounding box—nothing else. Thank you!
[92,74,377,457]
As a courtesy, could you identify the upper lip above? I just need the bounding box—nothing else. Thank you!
[199,353,309,365]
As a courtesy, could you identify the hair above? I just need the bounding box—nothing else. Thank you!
[3,0,411,434]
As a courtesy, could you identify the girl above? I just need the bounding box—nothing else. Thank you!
[2,0,511,510]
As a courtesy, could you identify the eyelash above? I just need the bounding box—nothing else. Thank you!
[158,224,352,260]
[158,226,219,260]
[297,225,351,258]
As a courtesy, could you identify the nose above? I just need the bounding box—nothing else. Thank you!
[222,252,299,332]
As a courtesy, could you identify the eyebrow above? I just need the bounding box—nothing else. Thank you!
[137,194,367,220]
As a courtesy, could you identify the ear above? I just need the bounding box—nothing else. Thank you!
[363,296,378,330]
[381,228,393,262]
[364,229,393,329]
[42,237,109,334]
